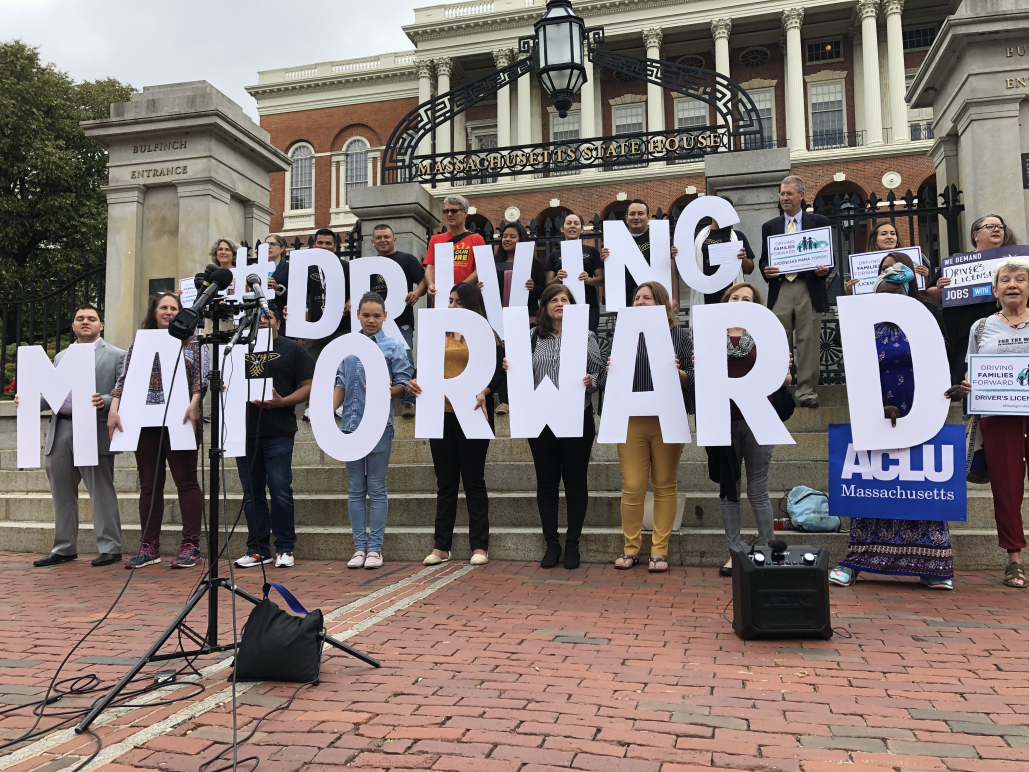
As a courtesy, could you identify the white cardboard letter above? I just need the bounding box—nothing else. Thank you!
[434,242,456,300]
[17,345,97,468]
[286,248,346,340]
[349,256,412,347]
[597,306,691,444]
[674,196,744,295]
[838,294,950,451]
[602,219,673,311]
[508,242,536,308]
[310,333,392,462]
[415,308,497,440]
[223,328,272,458]
[505,304,589,438]
[560,240,586,305]
[693,303,795,446]
[109,330,197,452]
[473,244,506,339]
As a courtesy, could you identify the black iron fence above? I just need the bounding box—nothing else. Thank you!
[0,261,107,396]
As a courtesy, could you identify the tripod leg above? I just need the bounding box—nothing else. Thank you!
[319,632,381,668]
[75,582,211,734]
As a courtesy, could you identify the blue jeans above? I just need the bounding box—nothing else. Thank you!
[237,436,296,557]
[345,425,394,552]
[399,324,416,406]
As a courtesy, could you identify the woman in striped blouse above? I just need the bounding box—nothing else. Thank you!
[613,281,695,573]
[503,283,606,569]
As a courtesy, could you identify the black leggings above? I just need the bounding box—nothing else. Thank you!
[429,412,490,552]
[527,408,595,546]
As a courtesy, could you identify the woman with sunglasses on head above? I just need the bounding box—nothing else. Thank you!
[108,291,210,570]
[936,215,1019,384]
[264,234,290,335]
[407,283,504,566]
[829,257,955,589]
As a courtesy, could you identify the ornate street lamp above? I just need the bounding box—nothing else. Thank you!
[534,0,587,118]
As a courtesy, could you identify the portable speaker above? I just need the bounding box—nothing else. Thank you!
[731,541,832,640]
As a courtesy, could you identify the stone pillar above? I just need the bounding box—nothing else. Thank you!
[453,88,467,155]
[416,59,434,155]
[643,28,665,134]
[517,57,532,146]
[102,186,146,349]
[712,19,732,148]
[435,57,452,156]
[347,183,441,259]
[494,49,512,147]
[883,0,908,144]
[705,148,793,302]
[858,0,885,146]
[580,43,597,141]
[80,81,290,348]
[782,9,806,152]
[929,136,961,256]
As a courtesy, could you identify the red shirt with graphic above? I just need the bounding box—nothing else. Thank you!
[423,231,484,285]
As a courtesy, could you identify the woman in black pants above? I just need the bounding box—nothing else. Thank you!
[407,283,504,566]
[506,284,605,569]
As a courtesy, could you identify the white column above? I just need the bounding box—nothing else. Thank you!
[416,58,434,155]
[580,44,598,174]
[712,19,732,149]
[494,48,512,147]
[884,0,908,143]
[453,89,466,155]
[367,152,375,189]
[782,8,806,152]
[643,28,664,133]
[517,57,532,145]
[858,0,884,145]
[330,158,338,209]
[435,57,452,156]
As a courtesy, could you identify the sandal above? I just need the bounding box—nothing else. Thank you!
[1004,562,1026,589]
[614,554,639,570]
[648,556,670,574]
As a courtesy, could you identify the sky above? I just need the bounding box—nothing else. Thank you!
[1,0,433,121]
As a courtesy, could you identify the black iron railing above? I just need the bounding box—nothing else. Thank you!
[0,261,107,396]
[808,130,865,151]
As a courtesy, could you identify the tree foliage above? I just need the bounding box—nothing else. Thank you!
[0,40,133,288]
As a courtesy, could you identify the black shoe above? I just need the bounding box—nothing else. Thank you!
[33,553,76,567]
[563,542,581,570]
[719,565,733,577]
[91,553,122,567]
[540,543,561,569]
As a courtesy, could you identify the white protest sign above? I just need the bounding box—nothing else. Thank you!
[847,247,926,295]
[434,241,456,300]
[767,227,835,273]
[226,243,272,304]
[504,304,589,438]
[17,345,98,468]
[223,328,272,458]
[968,355,1029,415]
[674,196,744,294]
[473,245,506,339]
[179,277,198,308]
[707,242,742,267]
[597,306,691,444]
[692,303,795,447]
[560,240,586,305]
[838,294,950,451]
[603,219,673,311]
[310,333,392,462]
[508,241,536,308]
[286,248,346,340]
[109,330,197,452]
[414,308,497,440]
[349,256,411,347]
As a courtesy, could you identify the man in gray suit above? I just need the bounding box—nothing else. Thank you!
[20,304,126,567]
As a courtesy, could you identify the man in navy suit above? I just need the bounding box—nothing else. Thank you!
[758,175,831,408]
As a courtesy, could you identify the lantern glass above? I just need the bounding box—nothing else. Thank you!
[534,0,588,119]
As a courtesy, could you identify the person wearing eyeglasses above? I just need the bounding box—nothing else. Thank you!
[935,215,1020,385]
[264,234,289,336]
[423,194,484,302]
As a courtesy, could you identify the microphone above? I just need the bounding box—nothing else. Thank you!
[224,311,253,355]
[193,263,218,292]
[169,267,234,340]
[771,538,788,553]
[245,274,272,318]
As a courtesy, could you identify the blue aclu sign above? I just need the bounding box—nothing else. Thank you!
[828,424,966,521]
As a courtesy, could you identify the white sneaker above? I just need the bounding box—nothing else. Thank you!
[335,405,344,418]
[347,551,367,569]
[235,552,272,568]
[364,551,383,569]
[275,552,294,568]
[302,407,311,423]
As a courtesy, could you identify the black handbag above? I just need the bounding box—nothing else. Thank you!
[234,583,322,683]
[771,385,796,422]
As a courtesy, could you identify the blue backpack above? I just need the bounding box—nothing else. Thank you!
[785,486,840,533]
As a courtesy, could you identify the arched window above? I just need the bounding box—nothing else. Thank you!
[289,144,313,210]
[344,138,369,203]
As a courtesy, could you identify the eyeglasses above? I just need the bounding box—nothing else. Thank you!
[976,223,1006,232]
[441,208,464,215]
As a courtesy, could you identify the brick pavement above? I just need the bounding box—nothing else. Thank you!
[1,552,1028,772]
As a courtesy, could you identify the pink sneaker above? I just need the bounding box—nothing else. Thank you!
[364,551,383,569]
[347,551,366,569]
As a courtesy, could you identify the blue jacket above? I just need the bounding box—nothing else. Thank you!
[335,329,413,433]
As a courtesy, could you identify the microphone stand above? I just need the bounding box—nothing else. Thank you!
[75,298,379,735]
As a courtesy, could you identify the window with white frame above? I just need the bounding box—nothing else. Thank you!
[749,89,775,149]
[675,99,708,129]
[343,138,369,203]
[289,144,313,210]
[549,111,580,176]
[808,81,846,149]
[613,104,645,134]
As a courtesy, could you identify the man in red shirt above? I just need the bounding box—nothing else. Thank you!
[424,194,483,298]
